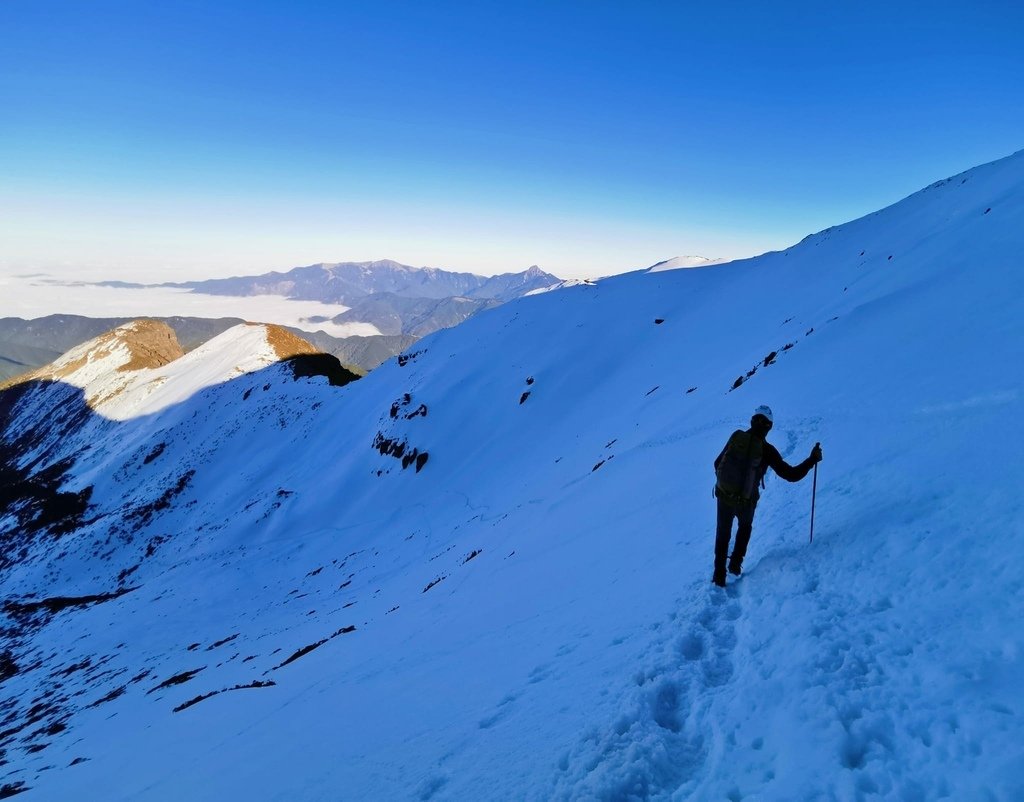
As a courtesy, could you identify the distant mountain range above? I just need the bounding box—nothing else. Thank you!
[2,263,560,382]
[174,260,560,303]
[100,260,562,337]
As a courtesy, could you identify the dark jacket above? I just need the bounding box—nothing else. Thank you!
[714,429,815,503]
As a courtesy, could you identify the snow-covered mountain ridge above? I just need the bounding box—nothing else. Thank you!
[646,256,725,272]
[1,150,1023,800]
[1,320,339,420]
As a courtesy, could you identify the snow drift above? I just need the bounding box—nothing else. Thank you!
[1,151,1023,800]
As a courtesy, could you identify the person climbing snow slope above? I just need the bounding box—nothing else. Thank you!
[712,405,822,587]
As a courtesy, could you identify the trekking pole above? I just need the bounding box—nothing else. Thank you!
[809,450,819,544]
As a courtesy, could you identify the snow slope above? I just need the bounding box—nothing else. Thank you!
[2,150,1023,801]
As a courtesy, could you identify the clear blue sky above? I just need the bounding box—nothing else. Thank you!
[2,0,1022,280]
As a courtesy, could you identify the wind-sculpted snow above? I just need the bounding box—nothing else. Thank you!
[1,151,1023,799]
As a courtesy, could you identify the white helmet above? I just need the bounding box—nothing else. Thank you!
[753,404,774,423]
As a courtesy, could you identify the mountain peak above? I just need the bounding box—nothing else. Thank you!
[115,319,185,372]
[2,319,184,392]
[261,323,320,360]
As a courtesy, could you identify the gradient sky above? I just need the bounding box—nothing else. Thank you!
[2,0,1022,281]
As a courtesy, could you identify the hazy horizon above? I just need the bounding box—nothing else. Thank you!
[3,2,1022,284]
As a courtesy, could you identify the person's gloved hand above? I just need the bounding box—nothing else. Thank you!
[810,442,823,463]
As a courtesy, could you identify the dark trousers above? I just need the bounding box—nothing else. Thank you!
[715,497,756,572]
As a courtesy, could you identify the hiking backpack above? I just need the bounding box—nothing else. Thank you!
[715,430,765,505]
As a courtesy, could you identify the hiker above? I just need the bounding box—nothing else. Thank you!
[712,405,822,587]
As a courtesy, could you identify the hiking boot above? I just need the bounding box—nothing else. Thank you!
[728,557,743,576]
[712,567,727,587]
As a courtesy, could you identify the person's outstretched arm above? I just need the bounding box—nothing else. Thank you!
[766,442,822,482]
